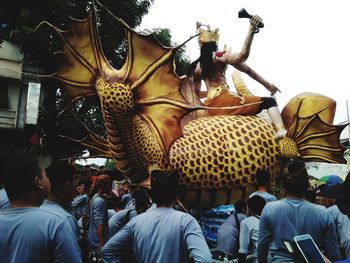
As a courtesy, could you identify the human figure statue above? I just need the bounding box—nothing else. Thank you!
[189,14,287,139]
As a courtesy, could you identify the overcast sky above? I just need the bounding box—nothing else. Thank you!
[140,0,350,127]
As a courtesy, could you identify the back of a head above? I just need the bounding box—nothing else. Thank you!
[247,195,266,216]
[150,170,179,205]
[282,160,309,195]
[134,189,151,212]
[46,161,75,194]
[3,158,41,201]
[89,174,111,198]
[255,170,270,187]
[234,199,246,214]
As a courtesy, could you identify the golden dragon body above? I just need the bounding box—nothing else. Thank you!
[41,11,347,208]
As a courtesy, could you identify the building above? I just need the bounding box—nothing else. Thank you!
[0,40,49,166]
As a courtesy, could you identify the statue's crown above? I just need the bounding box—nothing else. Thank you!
[196,21,220,46]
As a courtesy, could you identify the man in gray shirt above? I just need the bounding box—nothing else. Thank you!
[257,161,340,262]
[249,170,277,203]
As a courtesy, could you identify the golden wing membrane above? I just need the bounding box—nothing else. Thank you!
[42,12,119,102]
[288,101,347,163]
[43,7,198,157]
[117,27,198,154]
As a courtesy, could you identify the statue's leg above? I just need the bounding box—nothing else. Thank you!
[259,97,287,139]
[267,106,287,139]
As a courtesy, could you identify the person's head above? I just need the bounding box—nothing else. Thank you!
[92,169,99,176]
[75,176,90,195]
[150,170,179,206]
[122,180,130,193]
[282,160,309,196]
[247,195,266,216]
[3,158,50,204]
[46,161,76,201]
[117,186,126,197]
[91,174,112,197]
[255,170,271,187]
[234,199,247,214]
[196,22,220,80]
[134,189,151,214]
[319,171,350,218]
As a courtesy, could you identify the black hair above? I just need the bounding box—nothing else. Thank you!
[3,158,41,201]
[150,170,179,205]
[255,170,271,187]
[234,199,246,214]
[45,161,75,194]
[89,174,111,199]
[134,189,151,212]
[122,181,130,186]
[200,41,218,80]
[247,195,266,215]
[76,176,90,189]
[282,160,309,195]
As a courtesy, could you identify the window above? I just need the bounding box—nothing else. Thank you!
[0,77,9,109]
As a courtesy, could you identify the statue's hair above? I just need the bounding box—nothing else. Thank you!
[200,41,218,80]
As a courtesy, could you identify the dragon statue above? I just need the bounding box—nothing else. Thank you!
[39,7,347,209]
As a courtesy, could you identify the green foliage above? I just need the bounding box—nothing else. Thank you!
[104,158,116,171]
[147,28,191,76]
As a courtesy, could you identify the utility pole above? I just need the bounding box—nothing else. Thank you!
[347,100,350,145]
[346,100,350,169]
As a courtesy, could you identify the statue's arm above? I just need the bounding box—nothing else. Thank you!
[216,15,280,94]
[233,62,280,95]
[215,15,261,64]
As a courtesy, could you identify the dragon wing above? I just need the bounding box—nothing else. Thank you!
[288,100,347,163]
[43,9,198,156]
[41,11,119,102]
[116,22,198,154]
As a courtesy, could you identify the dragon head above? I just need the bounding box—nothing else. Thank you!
[96,78,135,115]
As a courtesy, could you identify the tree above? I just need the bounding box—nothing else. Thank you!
[146,28,191,77]
[0,0,192,159]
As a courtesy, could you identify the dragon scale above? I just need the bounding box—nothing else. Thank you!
[171,115,281,189]
[96,77,168,182]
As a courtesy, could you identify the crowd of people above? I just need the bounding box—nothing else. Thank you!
[0,157,349,263]
[213,162,350,263]
[0,159,213,263]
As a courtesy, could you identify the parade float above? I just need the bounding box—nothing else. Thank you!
[38,4,347,209]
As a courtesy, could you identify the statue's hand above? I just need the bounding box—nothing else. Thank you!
[250,15,262,33]
[266,83,281,95]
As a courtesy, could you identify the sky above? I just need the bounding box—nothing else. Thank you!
[140,0,350,128]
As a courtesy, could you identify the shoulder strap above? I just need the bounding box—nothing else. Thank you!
[234,212,241,254]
